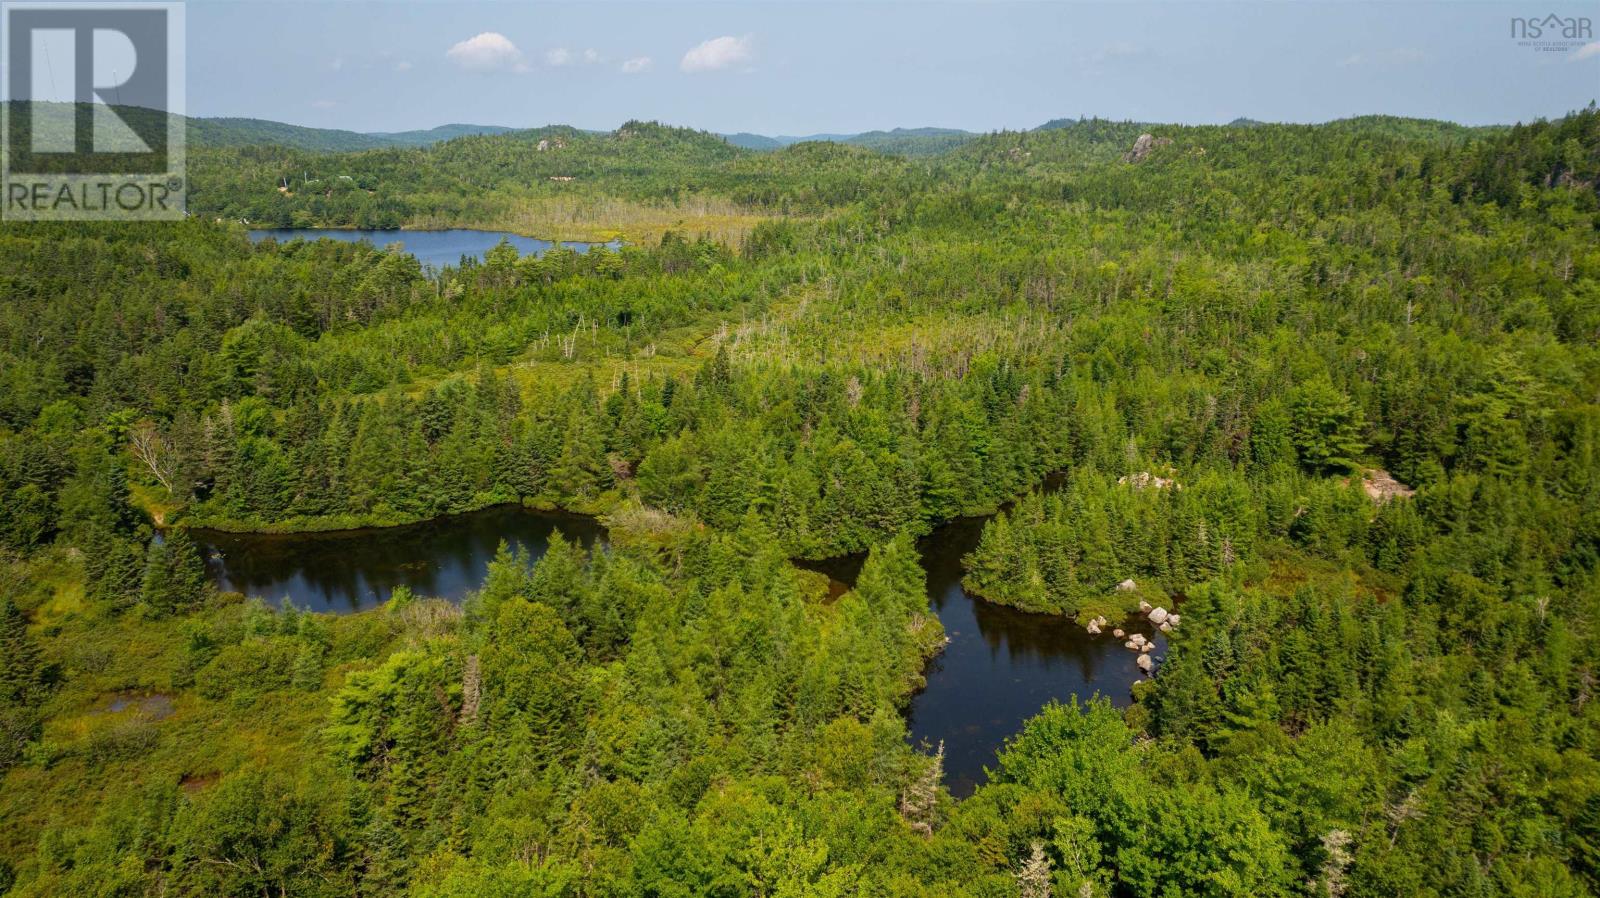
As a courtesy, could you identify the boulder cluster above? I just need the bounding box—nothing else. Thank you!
[1080,579,1183,677]
[1141,600,1180,634]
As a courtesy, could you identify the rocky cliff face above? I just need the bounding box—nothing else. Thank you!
[1123,132,1173,162]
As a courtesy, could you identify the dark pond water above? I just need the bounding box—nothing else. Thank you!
[199,502,1159,796]
[195,506,605,614]
[246,228,614,271]
[801,516,1162,797]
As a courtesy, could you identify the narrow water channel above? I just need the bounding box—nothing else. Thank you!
[798,515,1159,796]
[197,504,1157,797]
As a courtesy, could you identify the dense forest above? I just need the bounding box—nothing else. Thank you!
[1,105,1598,896]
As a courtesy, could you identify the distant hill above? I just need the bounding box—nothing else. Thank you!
[723,132,786,151]
[368,123,519,147]
[1320,114,1492,143]
[11,105,1507,160]
[839,128,975,156]
[190,117,517,152]
[188,117,395,152]
[720,126,976,156]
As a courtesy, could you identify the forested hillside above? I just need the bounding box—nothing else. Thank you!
[0,106,1598,897]
[190,118,519,152]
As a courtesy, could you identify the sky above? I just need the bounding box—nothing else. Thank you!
[181,1,1600,134]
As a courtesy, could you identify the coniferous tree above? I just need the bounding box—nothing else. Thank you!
[1288,381,1366,474]
[0,596,41,706]
[140,529,209,615]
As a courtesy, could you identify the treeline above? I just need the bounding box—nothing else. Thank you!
[188,106,1599,235]
[188,119,900,226]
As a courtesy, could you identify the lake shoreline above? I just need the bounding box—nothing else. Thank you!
[246,227,617,270]
[194,486,1154,796]
[187,499,599,541]
[247,223,600,243]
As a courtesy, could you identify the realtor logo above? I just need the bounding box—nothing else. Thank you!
[1509,12,1594,52]
[2,2,185,220]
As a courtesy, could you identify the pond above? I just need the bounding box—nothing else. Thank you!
[198,503,1159,796]
[246,227,615,270]
[195,506,606,614]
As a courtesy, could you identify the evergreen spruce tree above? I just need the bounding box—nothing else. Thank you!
[0,596,41,705]
[1288,380,1366,474]
[140,529,209,615]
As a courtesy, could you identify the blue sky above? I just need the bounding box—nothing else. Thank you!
[185,1,1600,133]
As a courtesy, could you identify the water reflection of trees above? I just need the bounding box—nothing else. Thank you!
[195,507,606,613]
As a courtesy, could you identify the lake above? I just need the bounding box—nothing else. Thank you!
[246,228,614,270]
[197,504,1159,797]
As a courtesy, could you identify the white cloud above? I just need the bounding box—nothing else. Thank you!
[681,35,753,73]
[394,60,413,73]
[311,99,337,110]
[621,56,652,74]
[546,47,604,67]
[1574,41,1600,60]
[447,32,529,73]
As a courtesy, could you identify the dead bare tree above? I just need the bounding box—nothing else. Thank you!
[1016,841,1053,898]
[900,741,943,837]
[128,419,176,493]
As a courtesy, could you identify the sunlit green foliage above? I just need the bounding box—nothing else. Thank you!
[1,106,1598,896]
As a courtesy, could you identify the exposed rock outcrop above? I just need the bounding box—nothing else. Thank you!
[1119,471,1179,490]
[1360,468,1416,504]
[1123,133,1172,162]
